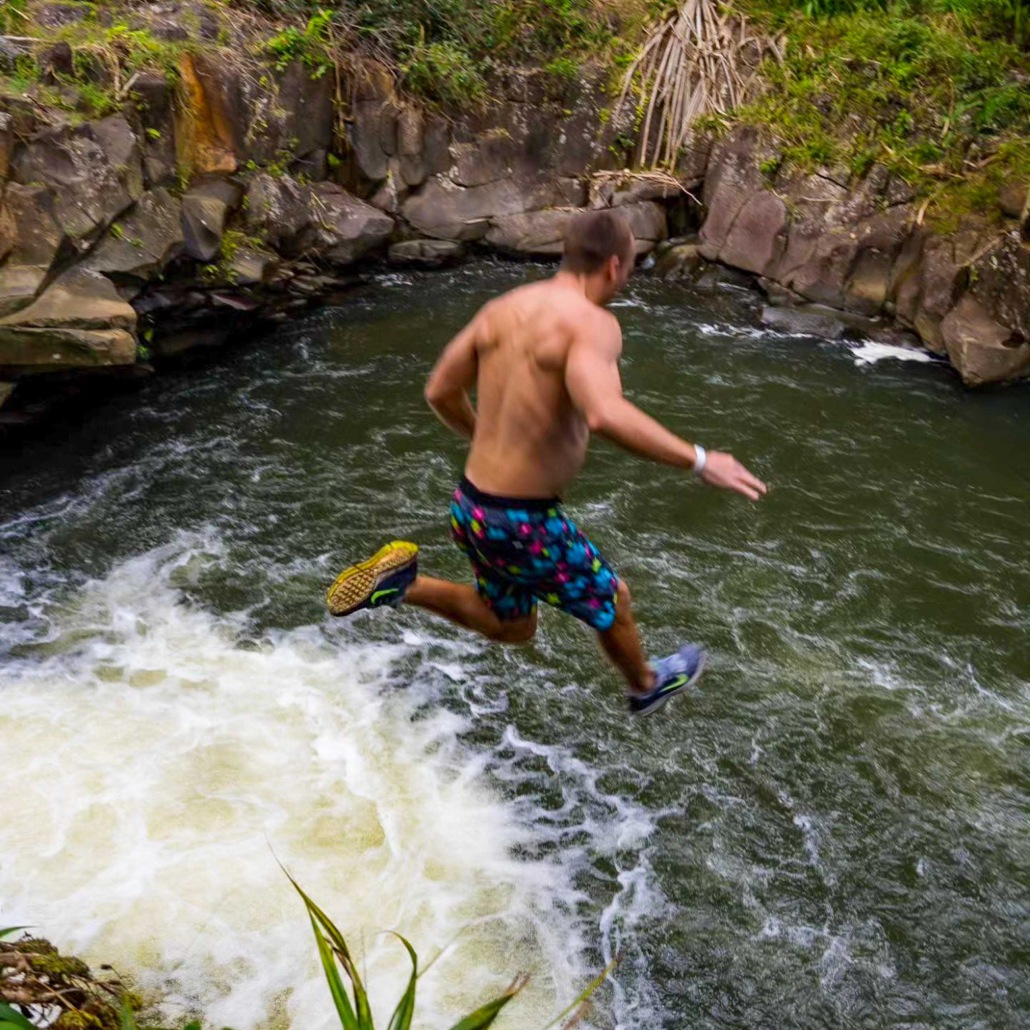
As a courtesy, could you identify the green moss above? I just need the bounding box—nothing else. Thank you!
[735,0,1030,223]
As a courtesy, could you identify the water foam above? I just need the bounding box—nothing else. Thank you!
[848,342,936,366]
[0,540,594,1029]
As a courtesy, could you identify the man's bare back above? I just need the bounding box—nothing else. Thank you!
[460,279,612,498]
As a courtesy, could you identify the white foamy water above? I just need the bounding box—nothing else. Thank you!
[849,341,936,366]
[0,541,596,1029]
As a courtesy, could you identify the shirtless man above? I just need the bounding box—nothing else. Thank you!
[327,209,767,714]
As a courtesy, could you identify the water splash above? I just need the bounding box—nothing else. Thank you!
[0,538,603,1029]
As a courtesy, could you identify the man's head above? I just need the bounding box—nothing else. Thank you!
[560,209,635,303]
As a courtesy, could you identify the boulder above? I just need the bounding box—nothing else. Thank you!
[85,115,146,207]
[236,59,335,178]
[245,173,309,247]
[758,276,805,306]
[388,239,465,267]
[347,98,396,183]
[0,381,14,411]
[10,119,143,250]
[485,209,574,254]
[700,126,778,261]
[84,188,185,281]
[774,175,912,314]
[699,134,916,319]
[245,174,393,265]
[0,185,64,317]
[966,232,1030,343]
[620,201,668,253]
[228,248,276,285]
[391,105,444,188]
[181,179,242,262]
[718,191,788,277]
[307,183,395,265]
[452,137,516,188]
[131,72,178,187]
[278,60,335,174]
[940,295,1030,386]
[0,267,137,371]
[402,176,529,240]
[40,41,75,82]
[655,242,704,280]
[760,304,848,340]
[905,227,985,353]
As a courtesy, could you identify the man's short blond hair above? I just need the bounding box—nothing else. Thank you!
[561,209,634,274]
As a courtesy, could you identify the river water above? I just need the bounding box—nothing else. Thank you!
[1,261,1028,1030]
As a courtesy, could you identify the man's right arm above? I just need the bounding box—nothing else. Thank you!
[425,311,481,440]
[565,316,768,501]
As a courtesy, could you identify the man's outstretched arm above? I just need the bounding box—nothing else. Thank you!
[425,313,480,439]
[565,320,768,501]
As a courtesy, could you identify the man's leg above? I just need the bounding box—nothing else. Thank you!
[597,579,653,695]
[405,575,537,644]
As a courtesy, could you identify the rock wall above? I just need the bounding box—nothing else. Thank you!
[2,20,1030,426]
[694,126,1030,387]
[0,38,655,422]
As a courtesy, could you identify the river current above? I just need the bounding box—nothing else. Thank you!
[1,261,1028,1029]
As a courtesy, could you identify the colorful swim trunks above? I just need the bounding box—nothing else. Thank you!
[449,477,620,631]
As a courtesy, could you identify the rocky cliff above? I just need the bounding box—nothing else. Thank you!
[1,1,1028,428]
[691,127,1030,387]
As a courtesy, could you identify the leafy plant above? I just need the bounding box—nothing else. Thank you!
[284,870,617,1030]
[403,39,487,106]
[266,7,335,74]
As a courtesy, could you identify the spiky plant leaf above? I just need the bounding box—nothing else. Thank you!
[0,1003,34,1030]
[118,999,139,1030]
[445,976,528,1030]
[310,913,361,1030]
[0,928,29,940]
[385,933,418,1030]
[283,867,371,1029]
[540,955,619,1030]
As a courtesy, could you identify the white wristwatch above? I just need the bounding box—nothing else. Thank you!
[692,444,707,477]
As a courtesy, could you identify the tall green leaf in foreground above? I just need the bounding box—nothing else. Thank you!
[286,870,618,1030]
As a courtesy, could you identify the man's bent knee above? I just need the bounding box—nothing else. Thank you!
[615,579,633,610]
[490,614,537,645]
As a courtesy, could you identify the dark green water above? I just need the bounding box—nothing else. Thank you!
[2,261,1028,1029]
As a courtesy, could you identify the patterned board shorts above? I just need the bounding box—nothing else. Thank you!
[449,476,620,631]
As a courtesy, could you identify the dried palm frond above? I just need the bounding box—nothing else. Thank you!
[613,0,782,169]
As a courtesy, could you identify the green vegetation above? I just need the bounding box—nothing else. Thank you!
[732,0,1030,223]
[0,7,188,120]
[2,880,615,1030]
[251,0,655,104]
[283,870,616,1030]
[266,6,335,75]
[3,0,1024,224]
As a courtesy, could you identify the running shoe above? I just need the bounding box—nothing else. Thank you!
[629,643,707,716]
[326,540,419,617]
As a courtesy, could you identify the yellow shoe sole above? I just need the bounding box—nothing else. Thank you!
[326,540,419,617]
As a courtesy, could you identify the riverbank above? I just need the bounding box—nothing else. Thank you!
[0,0,1027,430]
